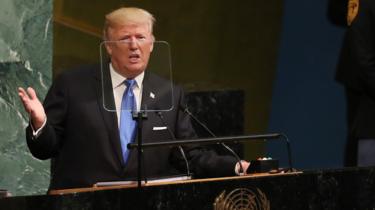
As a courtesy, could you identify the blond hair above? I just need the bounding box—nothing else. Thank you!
[103,7,155,40]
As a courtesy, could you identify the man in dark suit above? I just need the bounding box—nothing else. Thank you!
[18,7,250,190]
[335,0,375,166]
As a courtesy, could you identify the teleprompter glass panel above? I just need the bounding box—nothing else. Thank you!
[100,40,174,112]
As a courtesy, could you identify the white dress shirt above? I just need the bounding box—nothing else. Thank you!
[109,63,144,127]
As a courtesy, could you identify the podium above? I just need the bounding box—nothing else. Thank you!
[1,167,375,209]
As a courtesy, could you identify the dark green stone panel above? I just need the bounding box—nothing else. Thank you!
[0,0,52,195]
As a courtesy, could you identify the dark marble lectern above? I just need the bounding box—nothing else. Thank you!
[1,167,375,210]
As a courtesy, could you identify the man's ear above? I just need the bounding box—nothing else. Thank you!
[103,29,113,56]
[149,35,155,52]
[105,42,113,56]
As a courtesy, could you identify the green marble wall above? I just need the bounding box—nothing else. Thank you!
[0,0,52,195]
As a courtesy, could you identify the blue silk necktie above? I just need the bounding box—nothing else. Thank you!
[119,79,137,165]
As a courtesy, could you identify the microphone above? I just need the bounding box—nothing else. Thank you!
[155,111,191,177]
[179,104,245,175]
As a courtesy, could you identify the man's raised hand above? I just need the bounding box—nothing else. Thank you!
[18,87,46,129]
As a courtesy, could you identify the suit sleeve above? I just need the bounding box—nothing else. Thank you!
[26,73,69,160]
[170,86,238,178]
[349,0,375,99]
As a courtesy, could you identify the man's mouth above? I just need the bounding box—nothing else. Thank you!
[129,54,140,63]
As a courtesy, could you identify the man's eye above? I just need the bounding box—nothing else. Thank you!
[120,37,131,42]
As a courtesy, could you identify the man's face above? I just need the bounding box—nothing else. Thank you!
[347,0,359,25]
[105,22,154,78]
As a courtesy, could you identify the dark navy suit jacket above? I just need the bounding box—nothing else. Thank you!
[26,64,237,190]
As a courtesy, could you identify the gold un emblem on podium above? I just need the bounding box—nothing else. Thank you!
[213,188,270,210]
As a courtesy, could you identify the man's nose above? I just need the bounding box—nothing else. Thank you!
[129,37,139,50]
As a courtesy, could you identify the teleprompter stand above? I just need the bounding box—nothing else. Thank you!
[132,111,148,188]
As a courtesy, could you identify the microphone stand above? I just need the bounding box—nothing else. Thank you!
[156,112,191,177]
[281,133,294,171]
[132,110,148,188]
[183,107,244,174]
[128,133,294,173]
[180,105,294,173]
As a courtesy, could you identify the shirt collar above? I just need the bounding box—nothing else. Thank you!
[109,63,144,89]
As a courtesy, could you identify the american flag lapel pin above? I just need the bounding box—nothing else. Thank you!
[150,92,155,99]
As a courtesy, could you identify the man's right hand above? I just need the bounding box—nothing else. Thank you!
[18,87,46,130]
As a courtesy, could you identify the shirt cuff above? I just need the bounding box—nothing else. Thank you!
[235,161,245,175]
[30,117,47,139]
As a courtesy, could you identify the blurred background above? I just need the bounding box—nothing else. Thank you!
[0,0,347,195]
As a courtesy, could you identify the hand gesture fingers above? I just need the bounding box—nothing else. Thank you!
[18,87,46,129]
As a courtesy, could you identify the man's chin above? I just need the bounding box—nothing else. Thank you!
[124,68,145,78]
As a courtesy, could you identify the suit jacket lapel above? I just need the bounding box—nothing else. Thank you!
[141,72,154,111]
[94,64,125,167]
[141,72,172,111]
